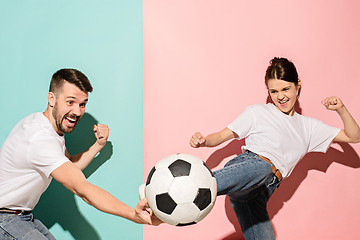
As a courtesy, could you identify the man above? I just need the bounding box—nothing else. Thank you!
[0,69,159,240]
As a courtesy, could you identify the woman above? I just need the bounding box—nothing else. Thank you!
[190,57,360,240]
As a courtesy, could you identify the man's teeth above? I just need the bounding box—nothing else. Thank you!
[66,117,76,123]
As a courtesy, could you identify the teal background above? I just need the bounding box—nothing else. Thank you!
[0,1,144,239]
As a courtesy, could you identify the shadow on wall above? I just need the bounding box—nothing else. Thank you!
[33,113,113,240]
[205,102,360,240]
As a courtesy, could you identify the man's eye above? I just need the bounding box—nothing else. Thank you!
[80,103,86,108]
[67,101,73,105]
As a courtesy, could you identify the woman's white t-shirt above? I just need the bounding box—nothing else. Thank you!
[228,103,340,178]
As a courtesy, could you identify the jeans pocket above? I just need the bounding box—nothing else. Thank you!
[0,213,12,223]
[0,215,17,240]
[266,175,280,196]
[0,229,17,240]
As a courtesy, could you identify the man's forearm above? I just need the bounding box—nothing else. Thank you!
[70,142,104,170]
[74,181,139,223]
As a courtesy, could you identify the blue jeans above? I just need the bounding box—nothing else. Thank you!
[0,212,56,240]
[214,151,281,240]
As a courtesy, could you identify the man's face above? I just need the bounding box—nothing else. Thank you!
[51,82,88,135]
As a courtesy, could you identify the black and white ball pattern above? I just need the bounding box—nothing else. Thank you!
[145,153,217,226]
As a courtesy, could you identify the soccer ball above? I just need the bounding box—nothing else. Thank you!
[144,153,217,226]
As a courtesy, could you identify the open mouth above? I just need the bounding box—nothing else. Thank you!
[64,115,79,127]
[278,99,289,105]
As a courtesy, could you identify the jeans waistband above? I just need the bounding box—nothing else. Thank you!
[0,208,32,215]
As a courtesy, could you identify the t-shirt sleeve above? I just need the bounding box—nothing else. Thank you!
[227,106,254,139]
[28,135,70,177]
[307,118,341,153]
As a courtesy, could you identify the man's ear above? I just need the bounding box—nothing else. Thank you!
[48,92,56,107]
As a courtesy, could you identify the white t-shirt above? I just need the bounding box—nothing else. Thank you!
[228,103,340,178]
[0,112,69,210]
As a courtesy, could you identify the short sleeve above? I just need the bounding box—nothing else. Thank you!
[28,134,69,177]
[227,106,255,139]
[307,118,341,153]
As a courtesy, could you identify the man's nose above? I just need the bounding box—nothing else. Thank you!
[72,105,82,116]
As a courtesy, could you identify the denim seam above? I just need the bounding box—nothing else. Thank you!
[0,225,17,240]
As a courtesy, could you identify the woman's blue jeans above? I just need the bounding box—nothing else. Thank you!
[0,212,55,240]
[214,151,281,240]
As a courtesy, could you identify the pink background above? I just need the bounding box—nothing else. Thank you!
[143,0,360,239]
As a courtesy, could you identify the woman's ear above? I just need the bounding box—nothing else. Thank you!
[297,79,302,96]
[266,94,273,103]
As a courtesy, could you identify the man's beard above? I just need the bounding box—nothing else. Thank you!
[52,103,80,134]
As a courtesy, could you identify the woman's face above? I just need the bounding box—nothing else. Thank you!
[267,78,301,116]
